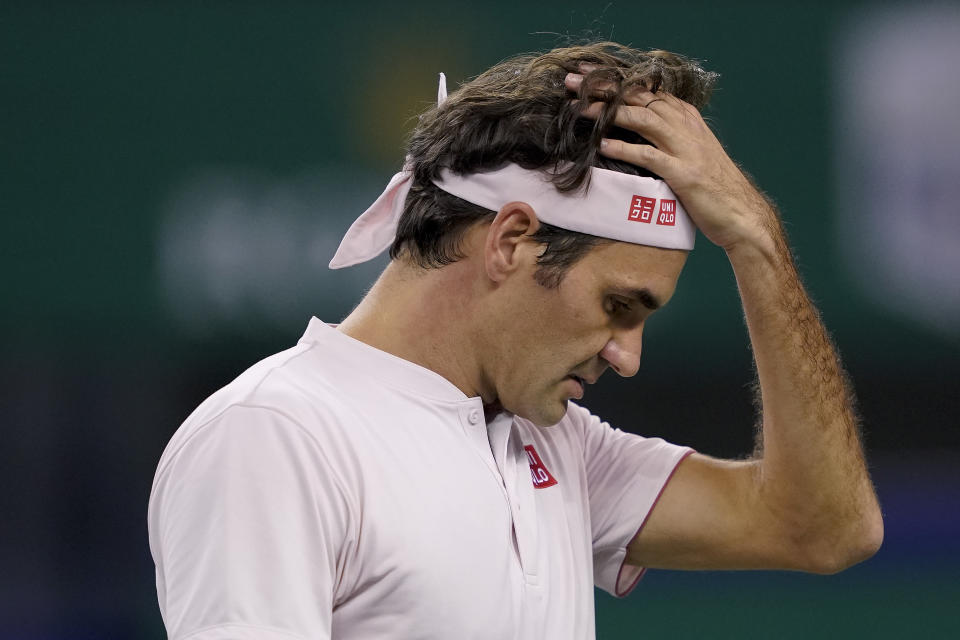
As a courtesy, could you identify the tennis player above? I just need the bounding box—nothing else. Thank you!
[148,42,883,640]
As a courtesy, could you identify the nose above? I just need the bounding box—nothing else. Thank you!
[599,332,642,378]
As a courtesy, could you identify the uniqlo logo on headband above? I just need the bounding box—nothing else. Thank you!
[656,199,677,226]
[628,195,656,223]
[524,444,558,489]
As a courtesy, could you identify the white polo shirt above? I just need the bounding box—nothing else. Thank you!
[148,318,692,640]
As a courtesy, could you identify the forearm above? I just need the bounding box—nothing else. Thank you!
[727,205,883,571]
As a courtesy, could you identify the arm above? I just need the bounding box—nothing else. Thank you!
[566,72,884,573]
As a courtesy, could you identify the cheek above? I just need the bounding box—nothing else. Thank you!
[548,308,610,361]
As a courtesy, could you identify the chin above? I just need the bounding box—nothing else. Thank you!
[516,400,569,428]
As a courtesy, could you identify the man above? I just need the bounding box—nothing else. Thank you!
[148,43,883,639]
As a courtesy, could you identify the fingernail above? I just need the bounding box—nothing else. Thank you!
[565,72,582,87]
[600,139,609,150]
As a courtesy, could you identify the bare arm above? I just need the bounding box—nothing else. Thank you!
[629,215,883,573]
[567,71,884,573]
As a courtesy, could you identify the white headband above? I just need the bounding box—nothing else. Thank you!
[328,73,695,269]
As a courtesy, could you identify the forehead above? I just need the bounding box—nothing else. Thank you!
[580,239,688,274]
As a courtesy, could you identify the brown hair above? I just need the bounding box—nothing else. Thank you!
[391,42,717,286]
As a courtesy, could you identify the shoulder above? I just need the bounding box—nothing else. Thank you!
[550,402,692,471]
[199,337,359,426]
[153,341,361,486]
[530,401,614,452]
[559,401,602,430]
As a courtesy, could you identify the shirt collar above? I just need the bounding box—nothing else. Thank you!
[299,317,476,405]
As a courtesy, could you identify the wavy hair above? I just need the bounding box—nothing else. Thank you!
[391,42,718,286]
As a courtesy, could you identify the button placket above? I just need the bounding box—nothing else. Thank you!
[508,434,539,585]
[459,402,511,507]
[486,417,539,585]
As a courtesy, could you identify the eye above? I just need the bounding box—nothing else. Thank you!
[605,296,633,316]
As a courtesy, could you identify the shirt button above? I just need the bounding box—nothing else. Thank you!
[468,409,480,425]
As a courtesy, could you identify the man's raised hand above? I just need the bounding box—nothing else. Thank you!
[565,70,776,253]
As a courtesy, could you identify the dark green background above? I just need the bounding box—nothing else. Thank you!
[2,2,957,637]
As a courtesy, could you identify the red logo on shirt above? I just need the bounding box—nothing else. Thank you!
[656,199,677,226]
[627,195,656,223]
[524,444,558,489]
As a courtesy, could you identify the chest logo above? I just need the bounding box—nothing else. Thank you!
[524,444,558,489]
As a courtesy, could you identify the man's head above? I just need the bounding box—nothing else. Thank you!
[392,41,717,286]
[468,203,689,425]
[377,42,716,425]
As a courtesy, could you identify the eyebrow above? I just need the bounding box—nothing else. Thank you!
[619,287,662,311]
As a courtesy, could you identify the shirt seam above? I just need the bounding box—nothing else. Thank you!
[242,340,319,402]
[612,448,696,597]
[150,402,355,517]
[151,339,314,483]
[590,446,695,556]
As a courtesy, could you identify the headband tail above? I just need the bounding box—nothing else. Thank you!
[438,72,447,105]
[328,169,413,269]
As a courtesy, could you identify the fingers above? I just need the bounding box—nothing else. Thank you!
[567,93,674,175]
[564,72,583,91]
[572,90,677,151]
[566,71,706,150]
[619,87,702,133]
[598,137,676,180]
[564,69,707,179]
[564,72,618,100]
[564,71,654,104]
[566,71,703,126]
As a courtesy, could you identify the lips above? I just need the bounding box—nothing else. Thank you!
[566,374,586,399]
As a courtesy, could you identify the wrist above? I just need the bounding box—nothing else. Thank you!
[724,228,794,286]
[723,198,786,257]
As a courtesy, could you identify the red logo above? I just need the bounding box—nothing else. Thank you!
[628,195,656,223]
[524,444,558,489]
[656,199,677,226]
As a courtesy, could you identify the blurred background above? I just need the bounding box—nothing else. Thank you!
[2,1,958,638]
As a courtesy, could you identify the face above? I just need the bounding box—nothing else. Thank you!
[483,240,688,426]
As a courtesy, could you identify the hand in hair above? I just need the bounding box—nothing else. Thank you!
[566,67,777,254]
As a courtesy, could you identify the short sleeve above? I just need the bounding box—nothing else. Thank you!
[148,405,351,640]
[571,403,693,598]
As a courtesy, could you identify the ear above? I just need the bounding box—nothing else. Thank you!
[483,202,541,283]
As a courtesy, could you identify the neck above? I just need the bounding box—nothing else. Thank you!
[337,258,494,403]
